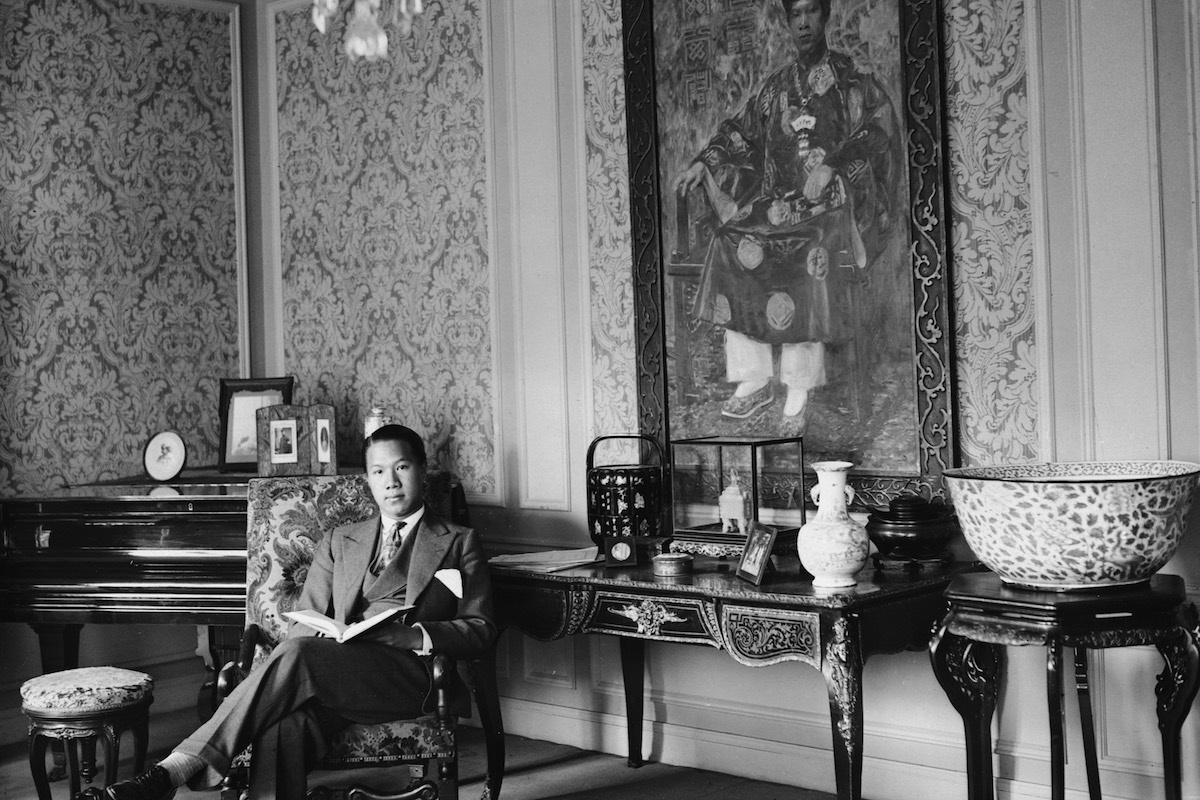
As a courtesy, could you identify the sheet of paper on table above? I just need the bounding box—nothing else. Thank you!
[488,546,601,573]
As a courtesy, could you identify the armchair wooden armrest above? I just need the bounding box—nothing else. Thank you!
[430,654,451,727]
[216,623,262,698]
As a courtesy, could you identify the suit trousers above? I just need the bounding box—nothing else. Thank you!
[177,636,430,797]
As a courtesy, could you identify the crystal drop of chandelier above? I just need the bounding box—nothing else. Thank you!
[311,0,422,61]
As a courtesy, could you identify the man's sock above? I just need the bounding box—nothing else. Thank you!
[156,752,206,788]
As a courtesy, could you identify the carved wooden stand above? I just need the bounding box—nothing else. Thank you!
[929,572,1200,800]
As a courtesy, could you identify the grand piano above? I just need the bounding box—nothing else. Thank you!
[0,470,252,681]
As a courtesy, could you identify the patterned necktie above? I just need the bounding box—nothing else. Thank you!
[377,519,406,570]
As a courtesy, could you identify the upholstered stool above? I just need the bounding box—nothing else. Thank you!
[21,666,154,800]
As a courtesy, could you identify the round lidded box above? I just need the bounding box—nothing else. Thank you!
[652,553,693,577]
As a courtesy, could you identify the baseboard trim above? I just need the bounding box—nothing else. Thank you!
[494,696,967,800]
[494,695,1198,800]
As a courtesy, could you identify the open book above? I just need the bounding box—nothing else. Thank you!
[284,605,412,643]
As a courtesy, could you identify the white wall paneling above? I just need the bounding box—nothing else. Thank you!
[479,0,594,548]
[487,0,589,514]
[1157,0,1200,468]
[971,1,1200,797]
[1078,0,1168,460]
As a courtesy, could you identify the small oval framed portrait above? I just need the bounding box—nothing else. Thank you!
[144,431,186,482]
[604,536,638,568]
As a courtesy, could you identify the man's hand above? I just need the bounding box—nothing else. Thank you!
[363,622,426,651]
[676,161,708,194]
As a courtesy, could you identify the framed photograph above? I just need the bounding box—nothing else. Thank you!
[218,377,294,471]
[623,0,956,507]
[736,522,777,585]
[270,419,299,464]
[316,418,332,463]
[604,536,639,568]
[144,430,186,482]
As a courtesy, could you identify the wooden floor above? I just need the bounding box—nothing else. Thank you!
[2,704,837,800]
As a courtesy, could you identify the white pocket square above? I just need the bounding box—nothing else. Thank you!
[434,568,463,599]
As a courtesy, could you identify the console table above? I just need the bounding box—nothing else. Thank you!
[928,572,1200,800]
[491,556,980,800]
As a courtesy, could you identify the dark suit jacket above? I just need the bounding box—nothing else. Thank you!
[290,510,497,659]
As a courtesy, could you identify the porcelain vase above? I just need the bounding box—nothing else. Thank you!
[797,461,869,588]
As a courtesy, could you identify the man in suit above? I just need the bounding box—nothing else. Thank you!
[86,424,497,800]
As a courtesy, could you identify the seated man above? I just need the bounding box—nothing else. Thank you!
[85,424,497,800]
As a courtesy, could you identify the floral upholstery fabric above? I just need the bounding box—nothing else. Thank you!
[240,471,460,771]
[21,667,153,713]
[229,719,454,770]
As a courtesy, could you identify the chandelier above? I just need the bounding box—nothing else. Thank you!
[311,0,423,60]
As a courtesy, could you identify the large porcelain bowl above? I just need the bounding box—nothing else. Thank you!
[943,461,1200,591]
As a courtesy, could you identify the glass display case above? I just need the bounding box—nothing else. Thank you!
[669,435,805,558]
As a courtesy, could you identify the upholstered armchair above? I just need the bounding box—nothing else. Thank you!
[216,473,504,800]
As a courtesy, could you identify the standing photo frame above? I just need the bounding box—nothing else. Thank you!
[622,0,956,508]
[736,522,778,585]
[217,377,295,471]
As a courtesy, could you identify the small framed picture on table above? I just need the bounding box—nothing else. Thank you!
[736,522,777,586]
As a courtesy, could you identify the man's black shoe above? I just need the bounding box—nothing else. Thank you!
[74,765,176,800]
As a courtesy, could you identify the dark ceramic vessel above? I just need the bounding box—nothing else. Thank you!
[866,495,958,558]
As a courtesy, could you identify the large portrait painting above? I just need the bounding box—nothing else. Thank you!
[624,0,955,506]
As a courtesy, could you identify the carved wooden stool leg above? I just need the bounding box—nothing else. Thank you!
[80,735,98,783]
[929,622,1003,800]
[101,723,121,786]
[1155,623,1200,800]
[48,742,67,783]
[133,712,151,773]
[1072,648,1101,800]
[29,732,53,800]
[65,735,83,799]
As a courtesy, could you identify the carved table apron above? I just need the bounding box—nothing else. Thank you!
[492,557,980,800]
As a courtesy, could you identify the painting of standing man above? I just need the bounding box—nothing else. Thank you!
[663,0,915,471]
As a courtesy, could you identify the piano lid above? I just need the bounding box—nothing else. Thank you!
[67,466,253,499]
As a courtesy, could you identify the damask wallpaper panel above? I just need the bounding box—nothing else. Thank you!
[941,0,1038,466]
[582,0,637,439]
[0,0,243,496]
[274,0,496,493]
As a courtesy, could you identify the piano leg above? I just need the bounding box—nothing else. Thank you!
[29,622,84,782]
